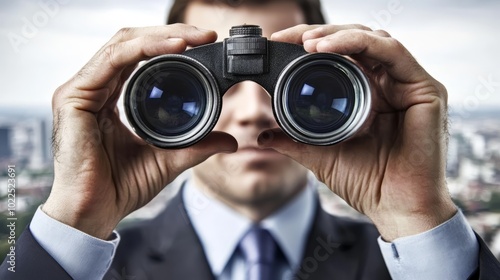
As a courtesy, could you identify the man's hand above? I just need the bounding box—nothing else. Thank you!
[260,24,457,241]
[44,24,237,239]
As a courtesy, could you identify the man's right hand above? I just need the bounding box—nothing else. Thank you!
[43,24,237,240]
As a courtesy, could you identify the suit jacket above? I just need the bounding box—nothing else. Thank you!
[105,190,391,280]
[1,188,500,280]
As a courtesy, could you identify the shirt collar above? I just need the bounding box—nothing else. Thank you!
[182,174,318,276]
[260,177,317,269]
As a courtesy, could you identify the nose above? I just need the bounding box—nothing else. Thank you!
[224,81,275,129]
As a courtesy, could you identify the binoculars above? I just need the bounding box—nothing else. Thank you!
[124,25,370,148]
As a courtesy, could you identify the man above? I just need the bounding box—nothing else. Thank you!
[2,0,500,279]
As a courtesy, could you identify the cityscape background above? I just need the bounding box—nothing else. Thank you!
[1,0,500,261]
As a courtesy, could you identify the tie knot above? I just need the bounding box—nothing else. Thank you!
[239,227,277,264]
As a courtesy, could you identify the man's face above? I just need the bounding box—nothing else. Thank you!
[185,1,310,215]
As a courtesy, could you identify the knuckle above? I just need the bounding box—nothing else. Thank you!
[169,22,194,31]
[374,29,391,37]
[52,81,74,102]
[350,29,370,41]
[297,23,313,33]
[101,43,119,69]
[115,27,133,39]
[314,25,329,34]
[297,23,310,29]
[435,80,448,100]
[385,37,404,52]
[302,24,324,40]
[351,24,372,31]
[52,84,66,107]
[169,22,186,28]
[102,43,116,55]
[51,85,78,118]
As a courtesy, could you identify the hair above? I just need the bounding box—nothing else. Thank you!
[167,0,326,25]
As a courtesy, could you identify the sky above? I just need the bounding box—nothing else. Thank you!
[1,0,499,115]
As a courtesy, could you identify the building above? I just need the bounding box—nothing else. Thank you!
[0,126,12,159]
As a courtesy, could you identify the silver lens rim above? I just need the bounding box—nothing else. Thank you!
[124,54,220,148]
[274,53,371,146]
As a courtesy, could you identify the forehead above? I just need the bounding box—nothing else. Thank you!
[183,1,305,39]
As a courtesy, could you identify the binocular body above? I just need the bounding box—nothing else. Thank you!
[124,25,371,148]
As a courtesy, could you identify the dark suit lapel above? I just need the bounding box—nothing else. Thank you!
[142,187,215,280]
[129,186,388,280]
[295,203,361,280]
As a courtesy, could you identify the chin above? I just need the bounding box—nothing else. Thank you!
[229,176,287,203]
[225,170,308,208]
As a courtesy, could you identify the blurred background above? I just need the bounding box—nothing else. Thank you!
[1,0,499,260]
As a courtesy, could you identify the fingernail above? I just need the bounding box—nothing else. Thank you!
[271,30,284,38]
[258,131,275,146]
[195,26,212,32]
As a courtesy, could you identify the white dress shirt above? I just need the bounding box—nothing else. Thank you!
[182,177,317,280]
[30,176,479,280]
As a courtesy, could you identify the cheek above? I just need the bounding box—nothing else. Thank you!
[213,102,232,130]
[212,89,239,131]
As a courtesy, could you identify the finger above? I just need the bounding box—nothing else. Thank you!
[303,28,390,53]
[298,26,390,75]
[103,63,141,110]
[305,29,427,84]
[270,24,320,44]
[272,24,373,45]
[74,36,187,90]
[303,28,387,55]
[302,24,372,41]
[257,128,319,168]
[188,131,238,155]
[106,24,218,46]
[257,128,297,151]
[165,131,238,173]
[53,37,188,113]
[61,26,217,112]
[72,25,218,91]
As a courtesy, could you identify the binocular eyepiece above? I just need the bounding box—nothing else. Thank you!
[124,25,371,148]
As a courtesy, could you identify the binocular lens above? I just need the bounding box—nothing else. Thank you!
[125,57,220,148]
[285,63,354,134]
[275,54,370,145]
[136,64,206,135]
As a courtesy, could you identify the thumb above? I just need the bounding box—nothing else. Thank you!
[258,129,339,182]
[258,128,314,165]
[191,131,238,155]
[167,131,238,172]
